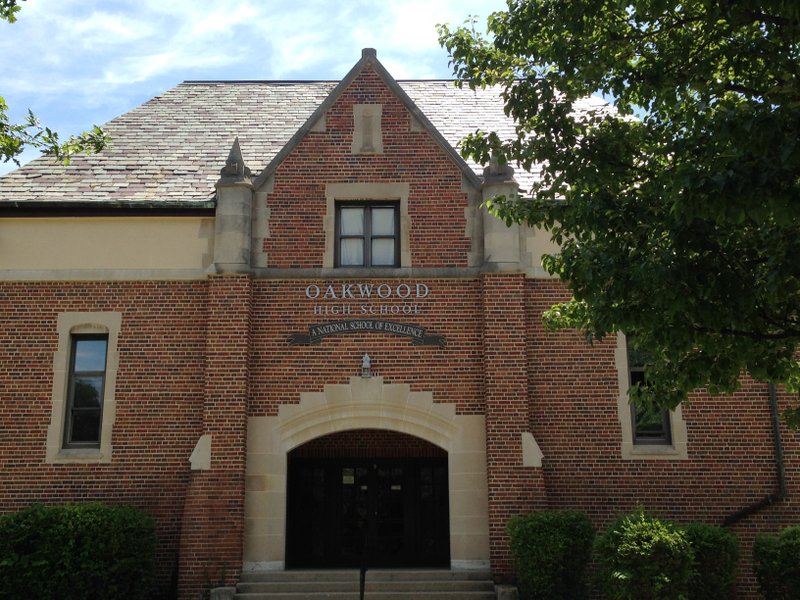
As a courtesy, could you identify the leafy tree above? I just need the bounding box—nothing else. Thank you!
[0,0,107,165]
[439,1,800,425]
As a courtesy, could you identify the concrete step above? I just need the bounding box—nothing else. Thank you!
[234,570,497,600]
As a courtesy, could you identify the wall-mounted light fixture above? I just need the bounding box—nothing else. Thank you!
[361,353,371,378]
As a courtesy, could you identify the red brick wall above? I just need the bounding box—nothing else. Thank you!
[2,59,799,600]
[178,274,251,599]
[263,64,472,269]
[0,281,208,599]
[483,273,547,577]
[249,279,485,416]
[526,278,800,598]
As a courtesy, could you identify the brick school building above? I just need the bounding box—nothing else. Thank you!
[0,50,796,599]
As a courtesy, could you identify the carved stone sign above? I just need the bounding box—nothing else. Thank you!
[288,319,446,347]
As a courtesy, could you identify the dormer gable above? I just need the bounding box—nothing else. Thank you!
[251,48,480,192]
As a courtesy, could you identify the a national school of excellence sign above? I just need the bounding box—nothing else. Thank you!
[288,319,446,347]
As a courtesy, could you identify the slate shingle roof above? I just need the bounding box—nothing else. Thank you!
[0,79,607,205]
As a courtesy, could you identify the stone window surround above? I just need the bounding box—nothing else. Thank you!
[615,332,688,460]
[46,312,122,464]
[324,183,411,269]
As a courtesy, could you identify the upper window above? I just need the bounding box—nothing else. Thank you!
[335,202,399,267]
[64,335,108,448]
[627,340,671,445]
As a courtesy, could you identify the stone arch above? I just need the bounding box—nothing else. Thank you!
[244,376,490,572]
[276,376,458,453]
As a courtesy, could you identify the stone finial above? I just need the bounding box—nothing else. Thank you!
[362,48,377,60]
[217,137,252,185]
[483,155,515,183]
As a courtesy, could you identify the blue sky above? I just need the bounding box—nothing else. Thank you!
[0,0,507,175]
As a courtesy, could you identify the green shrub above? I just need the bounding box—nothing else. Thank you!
[0,502,156,600]
[507,510,595,600]
[595,511,693,600]
[753,525,800,600]
[683,522,738,600]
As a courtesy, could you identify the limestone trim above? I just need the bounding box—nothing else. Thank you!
[615,332,688,460]
[462,174,484,268]
[521,432,543,467]
[252,175,274,269]
[523,226,560,279]
[46,312,122,464]
[190,434,212,470]
[323,183,411,269]
[244,376,490,571]
[351,104,383,154]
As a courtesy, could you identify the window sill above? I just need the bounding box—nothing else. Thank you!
[49,448,110,464]
[621,442,688,461]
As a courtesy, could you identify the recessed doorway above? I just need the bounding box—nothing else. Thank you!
[285,430,450,569]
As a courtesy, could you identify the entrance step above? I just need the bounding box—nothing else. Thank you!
[234,570,498,599]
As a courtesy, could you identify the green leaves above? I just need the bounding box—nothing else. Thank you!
[595,511,694,600]
[440,0,800,423]
[0,99,109,166]
[1,2,108,166]
[0,0,23,23]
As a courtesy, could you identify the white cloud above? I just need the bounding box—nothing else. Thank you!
[0,0,508,176]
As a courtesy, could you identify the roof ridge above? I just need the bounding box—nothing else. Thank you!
[178,79,462,85]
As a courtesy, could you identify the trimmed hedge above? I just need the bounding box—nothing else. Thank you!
[0,502,156,600]
[594,511,693,600]
[753,525,800,600]
[683,522,738,600]
[507,510,595,600]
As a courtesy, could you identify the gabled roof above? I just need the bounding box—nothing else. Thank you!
[0,51,609,208]
[252,48,481,191]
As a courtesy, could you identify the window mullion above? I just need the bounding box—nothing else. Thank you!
[364,206,372,266]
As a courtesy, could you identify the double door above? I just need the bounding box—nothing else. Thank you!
[286,457,449,568]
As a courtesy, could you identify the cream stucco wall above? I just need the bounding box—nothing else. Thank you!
[0,217,213,277]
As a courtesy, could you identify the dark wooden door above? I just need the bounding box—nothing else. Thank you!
[286,457,449,568]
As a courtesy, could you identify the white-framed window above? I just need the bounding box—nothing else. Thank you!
[46,312,121,464]
[615,333,687,460]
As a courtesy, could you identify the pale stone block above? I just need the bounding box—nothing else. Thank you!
[246,452,286,477]
[450,533,490,562]
[189,434,212,471]
[449,471,489,495]
[247,417,280,454]
[449,488,490,518]
[381,383,412,405]
[450,515,491,536]
[449,451,487,475]
[243,534,285,563]
[521,431,543,467]
[452,416,486,452]
[245,475,267,492]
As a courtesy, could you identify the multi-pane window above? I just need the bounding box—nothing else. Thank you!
[627,341,671,444]
[335,202,399,267]
[64,335,108,448]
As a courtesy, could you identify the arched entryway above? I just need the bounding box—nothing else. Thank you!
[243,376,490,572]
[286,429,450,568]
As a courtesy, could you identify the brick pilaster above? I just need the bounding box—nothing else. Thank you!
[482,273,547,578]
[178,274,252,599]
